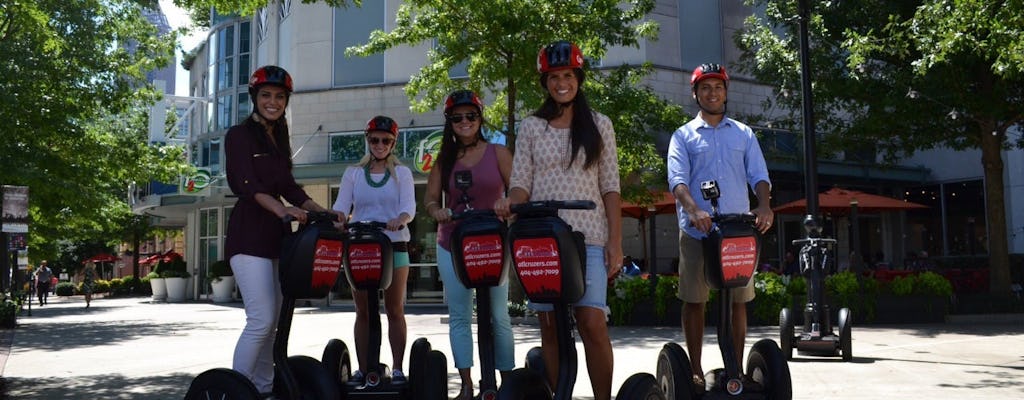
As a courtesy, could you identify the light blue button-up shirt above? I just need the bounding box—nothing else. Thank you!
[667,116,771,239]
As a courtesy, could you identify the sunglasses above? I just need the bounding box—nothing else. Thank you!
[447,112,479,124]
[367,137,394,146]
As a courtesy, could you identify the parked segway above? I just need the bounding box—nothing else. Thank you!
[778,216,853,361]
[319,220,448,399]
[497,200,664,400]
[445,170,512,400]
[185,211,343,400]
[657,180,792,400]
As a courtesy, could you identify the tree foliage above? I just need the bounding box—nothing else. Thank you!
[1,0,191,262]
[735,0,1024,294]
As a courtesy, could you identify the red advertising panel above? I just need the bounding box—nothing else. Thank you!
[348,243,383,285]
[512,238,561,298]
[460,234,504,285]
[720,236,757,287]
[311,239,343,290]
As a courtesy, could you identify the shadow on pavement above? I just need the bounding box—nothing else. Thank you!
[3,373,194,399]
[13,319,232,352]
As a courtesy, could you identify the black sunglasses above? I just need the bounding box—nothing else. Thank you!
[367,137,394,145]
[448,112,479,124]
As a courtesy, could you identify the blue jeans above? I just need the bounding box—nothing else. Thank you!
[436,246,516,370]
[527,245,611,317]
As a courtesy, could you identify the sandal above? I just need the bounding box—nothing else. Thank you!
[692,374,707,394]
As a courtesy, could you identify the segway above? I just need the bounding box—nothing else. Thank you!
[657,181,792,400]
[444,170,512,400]
[185,211,343,400]
[319,220,448,399]
[778,217,853,361]
[497,200,664,400]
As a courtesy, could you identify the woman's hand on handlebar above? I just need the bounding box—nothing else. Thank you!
[282,206,308,224]
[493,198,514,218]
[386,217,405,232]
[429,205,452,224]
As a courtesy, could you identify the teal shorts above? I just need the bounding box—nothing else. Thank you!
[392,242,410,268]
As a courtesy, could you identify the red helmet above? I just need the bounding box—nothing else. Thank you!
[249,65,293,93]
[444,90,483,114]
[690,63,729,90]
[365,115,399,137]
[537,41,584,74]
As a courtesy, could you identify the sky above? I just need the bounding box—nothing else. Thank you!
[159,0,207,95]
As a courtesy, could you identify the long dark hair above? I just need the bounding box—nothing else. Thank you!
[244,114,294,169]
[534,68,603,170]
[437,114,487,193]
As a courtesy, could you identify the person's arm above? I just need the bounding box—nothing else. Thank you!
[424,161,450,223]
[596,114,623,278]
[495,124,533,217]
[744,126,773,233]
[667,127,712,234]
[495,144,513,190]
[390,166,417,231]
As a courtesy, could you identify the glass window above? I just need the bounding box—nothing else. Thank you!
[220,25,235,58]
[209,139,222,175]
[329,133,366,162]
[396,127,440,160]
[239,22,251,54]
[679,0,723,67]
[238,54,251,86]
[236,93,251,123]
[217,94,234,130]
[333,2,385,86]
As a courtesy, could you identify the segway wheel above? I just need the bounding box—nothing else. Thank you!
[413,350,449,400]
[322,338,352,390]
[185,368,259,400]
[779,307,795,360]
[282,355,341,399]
[525,346,545,376]
[838,307,853,361]
[409,337,432,392]
[616,372,667,400]
[745,339,792,400]
[656,342,695,400]
[496,368,553,400]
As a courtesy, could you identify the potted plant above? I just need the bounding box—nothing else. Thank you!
[208,260,235,303]
[147,262,168,301]
[160,255,191,303]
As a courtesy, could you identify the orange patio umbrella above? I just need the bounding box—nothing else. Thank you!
[773,187,928,215]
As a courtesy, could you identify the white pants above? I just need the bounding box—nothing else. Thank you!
[230,254,282,393]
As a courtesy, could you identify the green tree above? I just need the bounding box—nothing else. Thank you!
[735,0,1023,295]
[1,0,191,262]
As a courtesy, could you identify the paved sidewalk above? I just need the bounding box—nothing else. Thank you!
[1,295,1022,399]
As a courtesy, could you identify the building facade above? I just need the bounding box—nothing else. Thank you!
[137,0,1020,300]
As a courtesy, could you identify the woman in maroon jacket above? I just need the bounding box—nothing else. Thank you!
[224,65,336,396]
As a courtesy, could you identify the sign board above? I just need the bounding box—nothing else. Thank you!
[2,185,29,233]
[413,130,444,174]
[180,169,214,196]
[7,232,26,251]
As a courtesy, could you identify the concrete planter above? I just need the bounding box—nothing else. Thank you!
[150,278,167,301]
[165,277,188,302]
[210,276,236,303]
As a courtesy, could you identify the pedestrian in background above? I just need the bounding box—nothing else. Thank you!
[34,261,53,306]
[333,115,416,385]
[667,63,774,391]
[80,262,97,308]
[424,90,515,400]
[494,40,622,400]
[224,65,338,396]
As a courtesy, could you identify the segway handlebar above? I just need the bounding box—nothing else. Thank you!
[450,208,498,221]
[711,213,757,225]
[281,211,340,227]
[510,199,596,214]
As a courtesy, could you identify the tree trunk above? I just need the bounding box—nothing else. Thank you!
[980,121,1011,296]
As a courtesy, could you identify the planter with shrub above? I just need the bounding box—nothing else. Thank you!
[208,260,235,303]
[160,255,191,302]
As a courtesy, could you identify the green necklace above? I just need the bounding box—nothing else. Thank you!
[364,165,391,188]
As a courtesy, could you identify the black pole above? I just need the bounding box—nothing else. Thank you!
[798,0,820,229]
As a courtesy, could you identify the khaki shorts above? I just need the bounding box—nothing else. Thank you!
[677,232,755,303]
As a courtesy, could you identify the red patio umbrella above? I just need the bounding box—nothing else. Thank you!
[139,254,162,265]
[620,191,678,272]
[773,188,928,215]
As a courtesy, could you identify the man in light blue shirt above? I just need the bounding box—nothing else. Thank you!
[666,63,774,389]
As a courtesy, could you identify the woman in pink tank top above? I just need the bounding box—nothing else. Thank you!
[424,90,515,400]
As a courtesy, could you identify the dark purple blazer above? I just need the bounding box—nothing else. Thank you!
[224,119,311,260]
